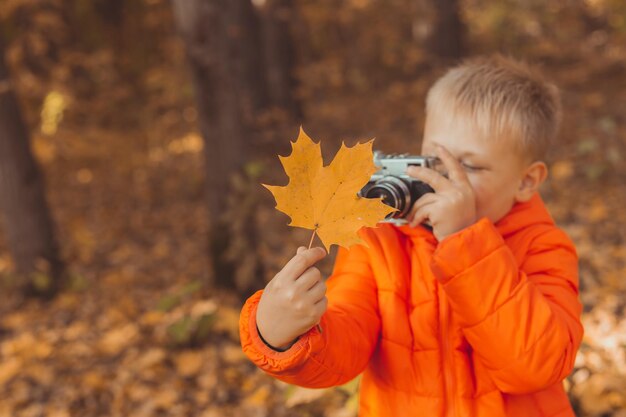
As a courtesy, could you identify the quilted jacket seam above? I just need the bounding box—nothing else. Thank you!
[460,269,528,331]
[432,219,502,280]
[474,303,558,374]
[366,373,440,397]
[379,336,438,352]
[307,353,349,381]
[501,316,559,370]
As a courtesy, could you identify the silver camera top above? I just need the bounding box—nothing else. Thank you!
[372,151,442,178]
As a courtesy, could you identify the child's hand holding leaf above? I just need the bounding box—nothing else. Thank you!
[256,246,327,350]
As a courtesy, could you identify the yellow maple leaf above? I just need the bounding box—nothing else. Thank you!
[263,127,396,251]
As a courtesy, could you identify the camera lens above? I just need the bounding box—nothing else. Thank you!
[366,187,396,207]
[363,177,411,218]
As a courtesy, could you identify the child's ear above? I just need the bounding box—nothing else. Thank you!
[515,161,548,202]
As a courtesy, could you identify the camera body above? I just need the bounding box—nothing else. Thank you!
[359,152,442,223]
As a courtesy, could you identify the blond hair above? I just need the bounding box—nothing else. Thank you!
[426,55,562,161]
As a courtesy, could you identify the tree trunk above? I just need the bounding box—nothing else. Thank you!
[0,40,63,294]
[93,0,125,27]
[260,0,302,120]
[171,0,266,292]
[429,0,465,61]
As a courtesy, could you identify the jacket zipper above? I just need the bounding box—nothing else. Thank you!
[439,290,457,417]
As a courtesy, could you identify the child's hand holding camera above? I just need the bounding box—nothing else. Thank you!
[256,246,328,350]
[406,145,477,241]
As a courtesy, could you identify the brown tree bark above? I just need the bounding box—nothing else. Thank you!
[429,0,465,61]
[171,0,266,292]
[93,0,125,27]
[259,0,302,120]
[0,40,63,294]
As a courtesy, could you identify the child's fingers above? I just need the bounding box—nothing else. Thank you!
[296,246,306,255]
[313,296,328,315]
[409,214,429,228]
[435,146,470,185]
[409,204,433,228]
[406,166,449,192]
[294,266,322,291]
[305,279,327,304]
[407,193,437,226]
[279,247,327,282]
[409,193,437,214]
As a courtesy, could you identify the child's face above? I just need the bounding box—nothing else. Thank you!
[421,112,532,224]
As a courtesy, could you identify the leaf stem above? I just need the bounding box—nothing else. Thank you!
[308,228,317,249]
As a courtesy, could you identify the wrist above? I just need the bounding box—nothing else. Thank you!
[256,325,298,351]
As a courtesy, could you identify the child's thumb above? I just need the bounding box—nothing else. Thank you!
[296,246,307,255]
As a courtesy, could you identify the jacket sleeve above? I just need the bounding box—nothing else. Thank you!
[239,242,381,388]
[430,218,583,394]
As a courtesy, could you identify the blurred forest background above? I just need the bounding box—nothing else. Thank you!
[0,0,625,416]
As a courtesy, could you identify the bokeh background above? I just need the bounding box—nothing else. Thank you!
[0,0,625,416]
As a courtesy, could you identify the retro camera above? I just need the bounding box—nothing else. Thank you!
[359,152,444,223]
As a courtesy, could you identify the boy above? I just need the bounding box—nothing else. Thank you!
[240,55,583,417]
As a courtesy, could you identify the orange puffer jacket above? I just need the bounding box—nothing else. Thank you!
[240,194,583,417]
